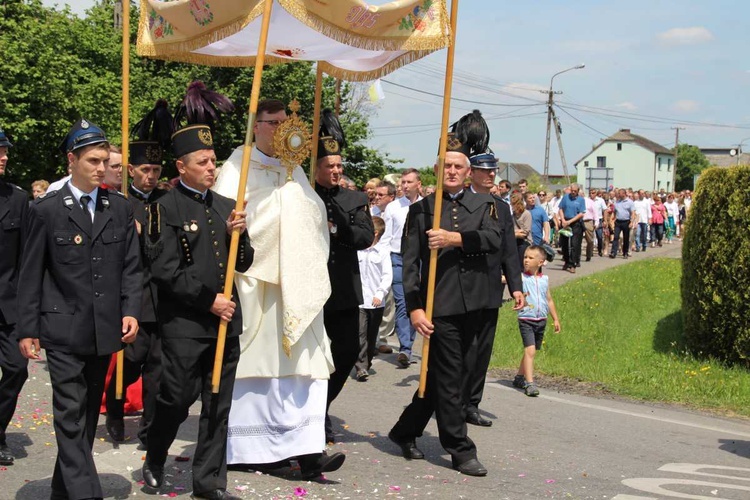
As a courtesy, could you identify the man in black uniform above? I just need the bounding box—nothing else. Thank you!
[313,109,374,443]
[142,82,253,500]
[104,100,173,446]
[0,129,29,467]
[17,119,142,500]
[388,111,501,477]
[463,147,524,427]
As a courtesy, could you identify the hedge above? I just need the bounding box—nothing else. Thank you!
[681,165,750,365]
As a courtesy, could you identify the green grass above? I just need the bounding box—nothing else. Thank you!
[490,258,750,418]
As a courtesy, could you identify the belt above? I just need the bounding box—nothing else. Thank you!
[583,219,593,222]
[616,219,630,222]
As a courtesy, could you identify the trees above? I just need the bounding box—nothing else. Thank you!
[0,0,398,188]
[675,144,710,191]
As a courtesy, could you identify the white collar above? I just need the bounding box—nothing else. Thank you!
[180,180,207,199]
[67,180,98,206]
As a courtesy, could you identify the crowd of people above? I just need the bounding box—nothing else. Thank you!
[0,93,689,499]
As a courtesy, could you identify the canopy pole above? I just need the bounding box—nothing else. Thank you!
[212,0,274,393]
[418,0,460,399]
[309,65,324,187]
[115,0,131,401]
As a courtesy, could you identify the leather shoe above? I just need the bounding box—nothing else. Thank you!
[300,451,346,479]
[142,460,164,488]
[378,344,393,354]
[396,352,410,368]
[106,416,125,442]
[191,490,242,500]
[388,430,424,460]
[454,458,488,477]
[0,443,14,465]
[465,411,492,427]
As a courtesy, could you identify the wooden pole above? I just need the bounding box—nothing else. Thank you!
[418,0,460,399]
[115,0,130,401]
[211,0,274,393]
[309,65,324,187]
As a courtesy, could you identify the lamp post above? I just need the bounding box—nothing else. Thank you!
[736,137,750,166]
[542,64,585,185]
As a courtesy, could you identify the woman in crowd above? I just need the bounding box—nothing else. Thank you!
[511,192,532,270]
[650,194,667,247]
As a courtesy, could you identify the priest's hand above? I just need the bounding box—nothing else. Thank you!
[211,294,237,322]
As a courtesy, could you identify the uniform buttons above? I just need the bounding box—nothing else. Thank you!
[94,274,99,280]
[330,260,336,264]
[205,209,210,214]
[452,215,458,220]
[95,292,101,297]
[453,224,459,229]
[211,230,216,236]
[213,241,219,247]
[219,263,224,268]
[220,274,225,280]
[215,251,220,257]
[208,219,213,225]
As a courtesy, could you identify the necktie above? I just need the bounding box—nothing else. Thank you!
[81,195,94,223]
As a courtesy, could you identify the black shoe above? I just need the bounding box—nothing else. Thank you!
[191,490,242,500]
[0,443,14,466]
[598,251,603,257]
[396,352,410,368]
[388,430,424,460]
[299,451,346,479]
[585,256,591,262]
[454,458,488,476]
[325,433,335,444]
[561,264,569,271]
[106,416,125,442]
[142,460,164,488]
[609,254,616,259]
[356,369,368,382]
[465,411,492,427]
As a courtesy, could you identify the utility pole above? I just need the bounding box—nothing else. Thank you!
[671,126,684,191]
[541,64,585,185]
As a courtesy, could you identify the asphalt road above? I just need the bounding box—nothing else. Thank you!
[5,240,750,499]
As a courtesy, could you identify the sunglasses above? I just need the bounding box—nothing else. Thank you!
[538,192,546,197]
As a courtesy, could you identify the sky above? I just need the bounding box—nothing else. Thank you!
[43,0,750,176]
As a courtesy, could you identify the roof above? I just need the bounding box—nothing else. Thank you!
[574,129,673,166]
[496,162,541,183]
[700,148,750,167]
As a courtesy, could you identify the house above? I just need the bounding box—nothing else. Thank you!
[496,161,540,184]
[575,129,675,192]
[700,147,750,167]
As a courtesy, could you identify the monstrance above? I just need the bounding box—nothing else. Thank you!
[272,100,312,182]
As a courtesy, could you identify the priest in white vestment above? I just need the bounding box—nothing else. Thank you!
[213,99,342,476]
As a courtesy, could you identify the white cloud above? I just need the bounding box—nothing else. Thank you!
[657,27,714,46]
[614,102,637,111]
[672,100,700,112]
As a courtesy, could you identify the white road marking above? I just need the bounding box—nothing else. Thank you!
[486,382,750,438]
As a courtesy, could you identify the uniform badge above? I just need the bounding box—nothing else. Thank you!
[183,222,191,232]
[81,119,90,129]
[190,220,199,232]
[63,196,74,207]
[74,234,83,245]
[101,197,110,208]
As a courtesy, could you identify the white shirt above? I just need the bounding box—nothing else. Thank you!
[358,244,393,309]
[594,196,607,221]
[370,205,382,217]
[45,175,72,196]
[66,180,98,222]
[380,195,422,254]
[633,198,652,224]
[664,200,679,219]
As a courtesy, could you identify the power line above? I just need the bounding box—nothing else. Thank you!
[381,79,543,107]
[554,105,609,138]
[370,111,546,138]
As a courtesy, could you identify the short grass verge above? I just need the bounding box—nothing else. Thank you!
[490,258,750,418]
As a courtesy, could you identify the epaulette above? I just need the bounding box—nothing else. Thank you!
[34,190,59,204]
[108,190,126,198]
[13,184,26,193]
[144,203,164,261]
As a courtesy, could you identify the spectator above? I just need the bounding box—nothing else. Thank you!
[511,192,532,270]
[593,189,608,257]
[650,194,667,247]
[547,189,563,246]
[31,179,49,199]
[364,177,382,206]
[103,144,122,192]
[354,216,392,381]
[664,193,679,243]
[423,184,436,196]
[371,181,395,217]
[525,192,549,246]
[610,188,636,259]
[583,190,598,262]
[633,190,652,253]
[517,178,528,195]
[557,183,586,273]
[496,179,512,211]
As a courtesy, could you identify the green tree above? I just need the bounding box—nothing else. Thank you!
[675,143,710,191]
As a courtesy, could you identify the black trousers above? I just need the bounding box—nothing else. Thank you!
[462,308,499,413]
[105,322,162,444]
[391,311,491,465]
[146,336,239,494]
[560,220,584,267]
[0,323,28,441]
[46,350,110,500]
[355,308,384,373]
[325,307,360,409]
[612,220,631,257]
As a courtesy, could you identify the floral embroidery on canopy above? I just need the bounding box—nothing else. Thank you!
[397,0,436,32]
[148,8,174,39]
[190,0,215,26]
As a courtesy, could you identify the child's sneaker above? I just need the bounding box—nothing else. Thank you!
[524,382,540,397]
[512,375,526,388]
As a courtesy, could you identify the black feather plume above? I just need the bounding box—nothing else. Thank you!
[132,99,174,150]
[451,109,490,157]
[319,109,346,149]
[173,81,234,132]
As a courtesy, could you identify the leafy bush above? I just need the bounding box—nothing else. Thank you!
[681,165,750,365]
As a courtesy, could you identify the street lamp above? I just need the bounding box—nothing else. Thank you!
[735,137,750,166]
[542,64,585,184]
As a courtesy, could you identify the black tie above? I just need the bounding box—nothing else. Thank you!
[81,195,93,221]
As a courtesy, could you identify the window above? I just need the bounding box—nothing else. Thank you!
[584,160,589,167]
[596,156,606,168]
[667,181,671,191]
[617,143,622,151]
[657,158,662,171]
[657,181,662,189]
[667,158,672,172]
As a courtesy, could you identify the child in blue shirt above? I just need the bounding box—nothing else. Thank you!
[513,245,561,396]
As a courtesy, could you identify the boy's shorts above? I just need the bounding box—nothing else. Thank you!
[519,319,547,350]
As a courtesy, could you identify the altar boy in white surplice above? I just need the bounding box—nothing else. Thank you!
[212,99,344,478]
